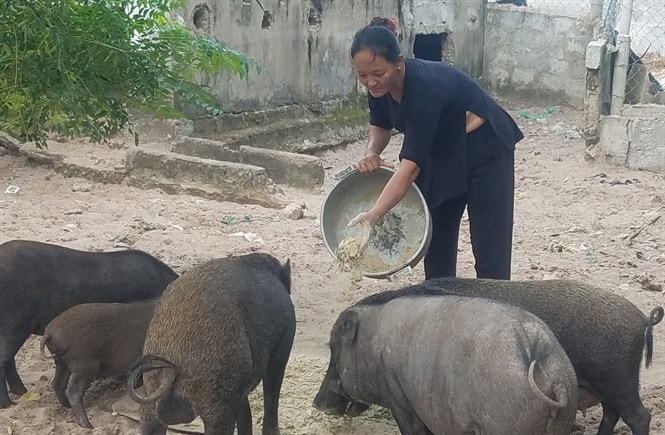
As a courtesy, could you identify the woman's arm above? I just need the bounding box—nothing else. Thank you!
[348,159,420,246]
[365,125,393,156]
[357,126,395,173]
[466,111,485,133]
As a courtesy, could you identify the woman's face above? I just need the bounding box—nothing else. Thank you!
[352,49,403,98]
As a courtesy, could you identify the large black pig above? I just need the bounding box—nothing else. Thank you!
[314,291,578,434]
[0,239,178,408]
[419,278,664,435]
[127,252,296,435]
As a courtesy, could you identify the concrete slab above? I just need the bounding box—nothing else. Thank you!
[125,148,286,208]
[599,112,665,173]
[599,116,629,165]
[627,118,665,173]
[239,145,324,188]
[172,137,324,188]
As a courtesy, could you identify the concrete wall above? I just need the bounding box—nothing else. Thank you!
[483,3,594,109]
[176,0,399,113]
[176,0,486,112]
[401,0,485,77]
[599,105,665,173]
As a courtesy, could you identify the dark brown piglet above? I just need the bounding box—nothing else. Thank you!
[41,299,158,428]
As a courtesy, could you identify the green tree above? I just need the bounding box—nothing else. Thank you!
[0,0,260,148]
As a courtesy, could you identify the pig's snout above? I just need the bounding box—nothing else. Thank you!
[313,388,350,415]
[346,401,370,417]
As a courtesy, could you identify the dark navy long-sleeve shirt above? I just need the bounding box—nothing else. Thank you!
[368,58,523,208]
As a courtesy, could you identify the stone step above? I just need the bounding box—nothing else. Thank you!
[125,147,287,208]
[187,106,368,154]
[171,137,324,188]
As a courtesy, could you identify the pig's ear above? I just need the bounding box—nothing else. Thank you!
[280,258,291,293]
[337,310,359,346]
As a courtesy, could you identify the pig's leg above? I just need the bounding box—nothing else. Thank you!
[199,406,237,435]
[261,334,292,435]
[596,402,620,435]
[5,357,27,396]
[0,367,13,408]
[65,369,97,429]
[236,397,252,435]
[601,399,650,435]
[592,372,650,435]
[140,403,168,435]
[391,405,431,435]
[52,360,72,408]
[622,408,651,435]
[0,329,30,407]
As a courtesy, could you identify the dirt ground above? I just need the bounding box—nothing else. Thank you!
[1,103,664,434]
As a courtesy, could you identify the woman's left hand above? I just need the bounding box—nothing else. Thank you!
[347,212,377,249]
[357,153,395,173]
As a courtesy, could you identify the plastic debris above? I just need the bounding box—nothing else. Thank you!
[4,185,19,194]
[230,231,264,245]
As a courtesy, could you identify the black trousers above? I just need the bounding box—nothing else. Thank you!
[423,124,515,280]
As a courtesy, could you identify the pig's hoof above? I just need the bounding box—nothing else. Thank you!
[75,418,94,429]
[10,385,28,396]
[0,399,15,409]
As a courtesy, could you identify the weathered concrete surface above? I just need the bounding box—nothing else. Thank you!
[171,136,324,188]
[239,145,324,188]
[175,1,398,113]
[176,0,491,113]
[484,3,593,109]
[1,102,365,206]
[125,147,286,208]
[187,105,369,154]
[11,139,289,208]
[599,105,665,173]
[192,116,364,153]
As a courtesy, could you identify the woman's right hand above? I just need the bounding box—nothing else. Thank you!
[357,152,395,173]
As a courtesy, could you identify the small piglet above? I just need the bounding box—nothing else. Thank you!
[41,299,158,428]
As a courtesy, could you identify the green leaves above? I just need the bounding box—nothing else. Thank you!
[0,0,259,148]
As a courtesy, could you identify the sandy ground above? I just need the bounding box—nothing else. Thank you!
[1,103,664,434]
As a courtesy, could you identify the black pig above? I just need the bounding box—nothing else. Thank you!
[314,291,577,434]
[127,253,296,435]
[418,278,664,435]
[40,299,157,428]
[0,239,178,407]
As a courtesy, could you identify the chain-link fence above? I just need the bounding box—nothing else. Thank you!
[602,0,665,104]
[626,0,665,103]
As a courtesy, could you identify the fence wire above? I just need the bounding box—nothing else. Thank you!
[602,0,665,104]
[625,0,665,103]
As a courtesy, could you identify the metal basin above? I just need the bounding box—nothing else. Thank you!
[320,166,432,280]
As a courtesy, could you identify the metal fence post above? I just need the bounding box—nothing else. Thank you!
[610,0,634,114]
[591,0,603,22]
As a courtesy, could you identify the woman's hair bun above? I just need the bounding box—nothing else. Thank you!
[368,17,399,35]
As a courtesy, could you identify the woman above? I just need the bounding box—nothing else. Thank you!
[348,20,523,280]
